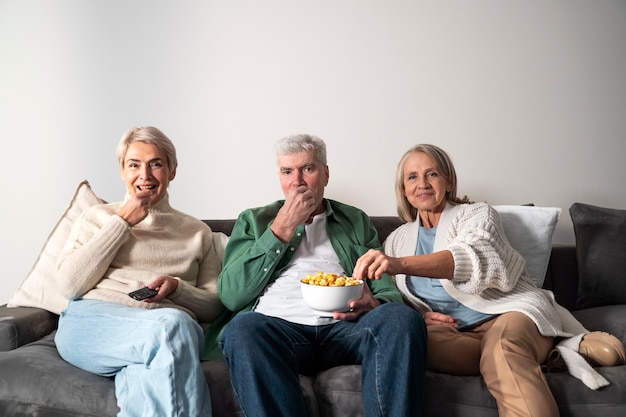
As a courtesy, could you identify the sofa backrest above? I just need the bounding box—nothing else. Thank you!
[202,217,580,312]
[203,219,237,236]
[203,217,404,244]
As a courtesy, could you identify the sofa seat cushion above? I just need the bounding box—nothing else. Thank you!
[0,331,320,417]
[202,360,243,417]
[547,367,626,417]
[314,365,499,417]
[314,362,626,417]
[202,360,320,417]
[0,332,118,417]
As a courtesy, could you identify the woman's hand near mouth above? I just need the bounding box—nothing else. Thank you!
[118,190,153,226]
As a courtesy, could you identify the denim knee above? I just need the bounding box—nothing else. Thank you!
[219,312,264,354]
[150,308,204,350]
[156,308,197,332]
[371,302,426,341]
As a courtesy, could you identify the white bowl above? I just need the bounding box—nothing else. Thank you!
[300,280,364,317]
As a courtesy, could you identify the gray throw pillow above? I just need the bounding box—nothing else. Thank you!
[570,202,626,309]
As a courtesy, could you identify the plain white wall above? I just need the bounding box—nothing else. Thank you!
[1,0,625,304]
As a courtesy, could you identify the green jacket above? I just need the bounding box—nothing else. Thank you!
[202,199,402,360]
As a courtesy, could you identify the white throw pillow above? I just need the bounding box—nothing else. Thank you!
[212,231,230,268]
[7,180,106,314]
[492,205,561,288]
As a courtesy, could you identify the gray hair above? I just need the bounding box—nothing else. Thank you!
[274,134,327,165]
[116,126,178,170]
[395,144,471,222]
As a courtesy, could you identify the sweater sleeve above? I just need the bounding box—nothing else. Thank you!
[446,203,528,295]
[168,227,224,323]
[55,206,130,299]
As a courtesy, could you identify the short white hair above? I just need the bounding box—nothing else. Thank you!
[274,134,327,165]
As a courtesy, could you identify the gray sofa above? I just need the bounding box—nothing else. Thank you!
[1,216,625,417]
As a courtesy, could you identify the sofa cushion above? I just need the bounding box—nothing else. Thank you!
[202,360,319,416]
[570,203,626,309]
[543,245,579,311]
[314,362,626,417]
[369,217,405,244]
[493,205,561,287]
[7,181,105,315]
[0,331,320,417]
[315,365,500,417]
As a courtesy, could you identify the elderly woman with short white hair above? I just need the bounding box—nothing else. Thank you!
[54,126,223,417]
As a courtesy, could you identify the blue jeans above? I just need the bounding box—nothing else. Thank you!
[55,299,212,417]
[219,302,426,417]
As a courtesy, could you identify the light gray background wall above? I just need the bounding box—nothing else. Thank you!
[1,0,625,304]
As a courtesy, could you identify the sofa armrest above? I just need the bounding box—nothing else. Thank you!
[0,304,58,351]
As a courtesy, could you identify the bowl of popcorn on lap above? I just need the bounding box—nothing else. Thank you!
[300,272,364,317]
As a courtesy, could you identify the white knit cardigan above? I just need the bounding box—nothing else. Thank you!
[384,202,609,389]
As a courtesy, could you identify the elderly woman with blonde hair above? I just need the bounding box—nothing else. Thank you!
[354,143,625,417]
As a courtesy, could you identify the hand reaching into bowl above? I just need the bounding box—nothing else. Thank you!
[353,249,398,280]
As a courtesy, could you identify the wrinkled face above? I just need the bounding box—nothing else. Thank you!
[402,151,451,215]
[278,150,329,209]
[121,141,175,205]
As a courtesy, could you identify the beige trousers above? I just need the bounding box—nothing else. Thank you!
[427,312,558,417]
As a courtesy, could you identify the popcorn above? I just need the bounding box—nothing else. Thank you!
[301,272,362,287]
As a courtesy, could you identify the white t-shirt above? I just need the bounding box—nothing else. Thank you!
[254,213,344,325]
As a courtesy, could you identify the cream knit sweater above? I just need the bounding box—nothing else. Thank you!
[384,202,609,389]
[55,193,224,324]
